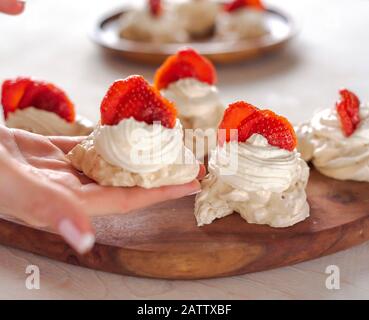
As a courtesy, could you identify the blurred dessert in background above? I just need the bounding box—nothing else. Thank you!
[68,75,199,188]
[119,0,188,43]
[216,0,269,40]
[195,101,310,227]
[1,77,93,136]
[155,48,224,159]
[118,0,269,43]
[175,0,220,39]
[296,89,369,181]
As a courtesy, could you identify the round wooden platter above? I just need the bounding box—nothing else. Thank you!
[90,5,297,64]
[0,169,369,280]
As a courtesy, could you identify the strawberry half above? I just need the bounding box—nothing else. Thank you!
[100,75,177,128]
[219,101,259,144]
[238,109,297,151]
[224,0,265,12]
[1,77,75,122]
[149,0,161,17]
[154,48,217,91]
[336,89,360,137]
[218,101,297,151]
[1,77,32,119]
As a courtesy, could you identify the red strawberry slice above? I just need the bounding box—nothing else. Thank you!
[238,109,297,151]
[154,48,217,91]
[149,0,161,16]
[225,0,265,12]
[218,101,259,144]
[218,101,297,151]
[336,89,360,137]
[100,75,177,128]
[1,77,75,122]
[1,77,32,119]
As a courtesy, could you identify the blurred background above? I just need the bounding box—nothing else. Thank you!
[1,0,368,125]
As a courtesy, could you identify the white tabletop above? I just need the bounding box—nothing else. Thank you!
[1,0,369,299]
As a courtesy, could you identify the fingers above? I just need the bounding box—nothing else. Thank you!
[80,163,205,216]
[27,183,95,255]
[26,182,94,250]
[11,129,65,159]
[44,187,95,255]
[0,0,25,15]
[48,136,86,154]
[81,179,201,216]
[0,151,95,254]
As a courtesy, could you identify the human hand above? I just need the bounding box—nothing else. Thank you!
[0,126,204,254]
[0,0,25,15]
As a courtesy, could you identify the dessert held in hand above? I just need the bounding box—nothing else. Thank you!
[67,75,200,189]
[296,89,369,182]
[155,48,224,159]
[195,101,310,228]
[1,77,94,136]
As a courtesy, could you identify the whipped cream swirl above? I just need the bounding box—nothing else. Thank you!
[161,78,222,119]
[5,107,94,136]
[161,78,223,159]
[296,105,369,181]
[195,134,310,227]
[209,134,303,193]
[93,118,184,173]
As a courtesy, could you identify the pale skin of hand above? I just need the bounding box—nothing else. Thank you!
[0,125,205,254]
[0,0,25,15]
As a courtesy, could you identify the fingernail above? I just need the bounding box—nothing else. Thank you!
[58,219,95,254]
[187,189,202,196]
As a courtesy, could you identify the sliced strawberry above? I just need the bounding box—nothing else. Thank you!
[218,101,259,144]
[100,75,177,128]
[1,77,75,122]
[154,48,217,90]
[149,0,161,16]
[336,89,360,137]
[238,109,297,151]
[218,101,296,151]
[224,0,265,12]
[1,77,32,119]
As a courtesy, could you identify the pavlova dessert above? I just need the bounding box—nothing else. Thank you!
[216,0,269,40]
[175,0,220,39]
[155,48,224,159]
[67,75,200,188]
[195,101,310,227]
[1,77,93,136]
[296,89,369,181]
[119,0,188,43]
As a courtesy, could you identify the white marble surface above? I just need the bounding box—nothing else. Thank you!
[0,0,369,299]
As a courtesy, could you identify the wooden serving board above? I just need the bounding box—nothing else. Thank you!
[0,169,368,280]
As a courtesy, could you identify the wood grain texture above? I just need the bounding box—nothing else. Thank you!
[90,7,296,65]
[0,169,368,280]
